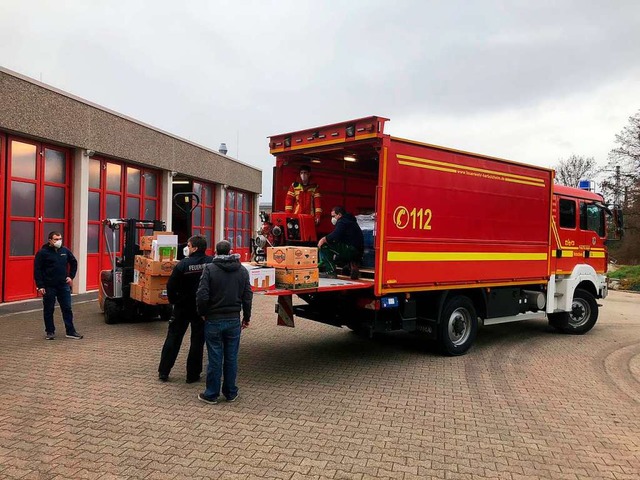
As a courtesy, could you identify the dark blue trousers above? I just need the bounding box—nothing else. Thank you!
[42,284,76,334]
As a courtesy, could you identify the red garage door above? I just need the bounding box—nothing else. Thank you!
[191,181,216,255]
[0,134,5,302]
[224,189,252,262]
[86,158,161,290]
[4,138,71,301]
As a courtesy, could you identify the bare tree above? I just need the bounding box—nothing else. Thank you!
[553,154,597,187]
[600,109,640,264]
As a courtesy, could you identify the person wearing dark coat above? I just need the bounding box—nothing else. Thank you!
[196,240,253,404]
[317,206,364,279]
[34,231,82,340]
[158,235,213,383]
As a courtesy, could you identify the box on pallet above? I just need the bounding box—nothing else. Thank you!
[130,282,142,301]
[151,235,178,261]
[243,264,276,291]
[141,287,169,305]
[140,231,175,251]
[275,267,319,290]
[266,246,317,269]
[135,255,177,276]
[137,272,169,290]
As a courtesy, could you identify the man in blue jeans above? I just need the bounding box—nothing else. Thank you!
[196,240,252,404]
[34,231,83,340]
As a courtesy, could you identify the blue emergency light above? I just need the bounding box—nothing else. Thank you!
[578,179,594,191]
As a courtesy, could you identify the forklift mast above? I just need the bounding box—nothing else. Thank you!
[121,219,166,269]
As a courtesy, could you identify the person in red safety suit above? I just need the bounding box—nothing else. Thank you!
[285,165,322,225]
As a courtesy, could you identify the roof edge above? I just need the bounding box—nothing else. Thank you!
[0,66,261,173]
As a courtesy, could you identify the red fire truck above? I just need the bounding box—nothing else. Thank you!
[256,116,622,355]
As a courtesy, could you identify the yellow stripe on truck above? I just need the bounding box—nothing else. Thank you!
[387,252,548,262]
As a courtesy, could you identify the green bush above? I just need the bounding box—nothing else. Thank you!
[609,265,640,291]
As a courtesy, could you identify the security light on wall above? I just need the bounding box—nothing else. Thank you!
[85,149,95,157]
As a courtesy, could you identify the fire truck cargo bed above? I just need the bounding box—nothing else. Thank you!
[261,277,373,296]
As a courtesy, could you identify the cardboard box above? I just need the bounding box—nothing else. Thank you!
[138,256,177,276]
[140,235,154,251]
[140,231,175,251]
[275,267,319,290]
[141,287,169,305]
[243,264,276,291]
[151,236,178,261]
[137,272,169,290]
[266,246,318,269]
[134,255,147,272]
[130,282,142,301]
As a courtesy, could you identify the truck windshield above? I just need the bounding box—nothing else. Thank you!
[580,202,605,237]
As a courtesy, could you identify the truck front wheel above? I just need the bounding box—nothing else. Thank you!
[552,288,598,335]
[438,296,478,356]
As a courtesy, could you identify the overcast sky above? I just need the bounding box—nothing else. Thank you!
[2,0,639,201]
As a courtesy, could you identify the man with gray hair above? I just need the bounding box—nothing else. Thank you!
[196,240,253,404]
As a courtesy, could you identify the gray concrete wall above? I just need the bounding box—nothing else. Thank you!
[0,68,261,194]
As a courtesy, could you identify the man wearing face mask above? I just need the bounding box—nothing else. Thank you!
[317,206,364,279]
[158,235,213,383]
[34,231,82,340]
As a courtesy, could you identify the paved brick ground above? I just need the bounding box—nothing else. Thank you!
[1,291,639,479]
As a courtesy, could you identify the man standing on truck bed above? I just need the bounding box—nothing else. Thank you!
[317,206,364,279]
[285,164,322,225]
[158,235,213,383]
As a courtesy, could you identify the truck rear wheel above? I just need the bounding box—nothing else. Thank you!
[553,288,598,335]
[438,296,478,356]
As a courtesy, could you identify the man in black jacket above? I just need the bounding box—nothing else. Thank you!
[158,235,213,383]
[317,206,364,279]
[196,240,252,404]
[34,231,82,340]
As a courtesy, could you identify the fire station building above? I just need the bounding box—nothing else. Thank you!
[0,67,261,303]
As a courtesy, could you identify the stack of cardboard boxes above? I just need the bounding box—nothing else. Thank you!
[266,246,319,290]
[130,232,179,305]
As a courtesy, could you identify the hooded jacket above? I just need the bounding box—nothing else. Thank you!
[326,212,364,253]
[196,254,253,321]
[166,250,214,309]
[34,244,78,288]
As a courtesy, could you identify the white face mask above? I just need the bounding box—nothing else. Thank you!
[53,240,62,248]
[331,217,338,226]
[183,246,190,257]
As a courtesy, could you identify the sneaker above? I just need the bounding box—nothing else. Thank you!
[65,332,83,340]
[158,373,169,382]
[198,393,218,405]
[226,394,239,403]
[45,332,55,340]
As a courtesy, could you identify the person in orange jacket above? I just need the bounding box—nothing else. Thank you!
[285,165,322,225]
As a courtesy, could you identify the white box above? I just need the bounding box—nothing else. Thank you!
[243,264,276,291]
[151,235,178,261]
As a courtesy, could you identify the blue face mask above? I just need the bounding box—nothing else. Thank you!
[183,246,190,257]
[331,217,337,226]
